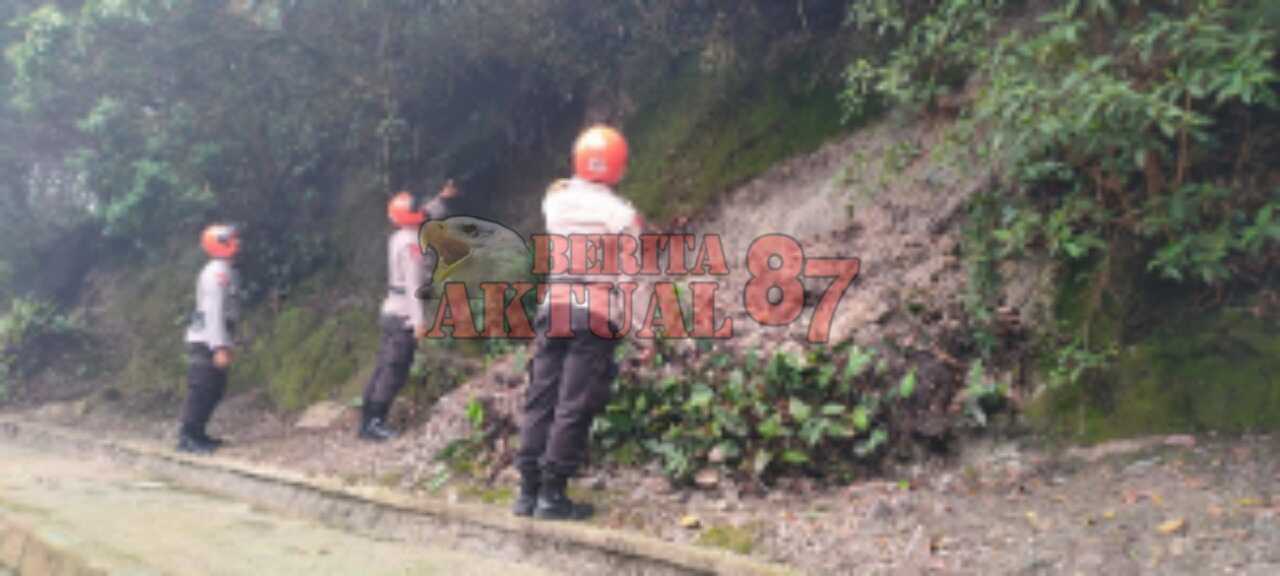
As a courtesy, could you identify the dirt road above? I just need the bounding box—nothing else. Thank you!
[0,441,554,576]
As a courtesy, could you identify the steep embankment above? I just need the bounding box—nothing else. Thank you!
[24,107,1280,575]
[18,20,859,418]
[369,106,1036,487]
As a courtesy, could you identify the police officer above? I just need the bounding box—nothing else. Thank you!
[358,184,454,441]
[179,224,241,454]
[514,126,643,520]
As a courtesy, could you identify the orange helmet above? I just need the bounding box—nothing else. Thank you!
[201,224,240,259]
[387,192,426,227]
[573,125,629,186]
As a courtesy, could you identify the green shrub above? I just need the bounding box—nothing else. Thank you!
[849,0,1280,388]
[594,342,923,483]
[0,297,80,400]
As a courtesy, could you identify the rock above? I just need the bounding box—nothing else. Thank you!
[870,499,895,520]
[679,515,702,530]
[714,498,738,512]
[694,469,720,490]
[1066,438,1156,463]
[295,401,350,430]
[641,475,675,496]
[1164,435,1197,449]
[34,400,91,420]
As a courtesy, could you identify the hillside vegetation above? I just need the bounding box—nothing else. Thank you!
[1,0,1278,483]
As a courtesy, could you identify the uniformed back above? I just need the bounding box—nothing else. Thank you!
[185,259,239,348]
[380,228,426,330]
[541,177,643,333]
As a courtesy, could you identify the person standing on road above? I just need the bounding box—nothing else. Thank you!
[358,182,456,441]
[179,224,242,454]
[513,125,643,521]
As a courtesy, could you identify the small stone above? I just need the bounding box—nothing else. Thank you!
[679,515,702,530]
[1164,435,1197,449]
[694,469,720,490]
[641,475,675,496]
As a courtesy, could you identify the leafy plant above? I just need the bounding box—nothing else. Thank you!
[595,343,915,483]
[1048,336,1119,390]
[850,0,1280,394]
[465,398,487,430]
[844,0,1008,113]
[0,297,80,399]
[885,0,1277,283]
[962,360,1010,427]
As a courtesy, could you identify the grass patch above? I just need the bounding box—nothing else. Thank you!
[460,485,513,506]
[114,252,204,396]
[696,523,757,555]
[236,304,379,412]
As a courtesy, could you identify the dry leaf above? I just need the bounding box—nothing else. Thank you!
[1157,518,1187,535]
[679,515,702,530]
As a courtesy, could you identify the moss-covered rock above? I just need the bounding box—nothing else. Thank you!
[1031,301,1280,441]
[236,304,379,412]
[114,252,204,397]
[1024,256,1280,440]
[622,47,851,220]
[696,523,757,555]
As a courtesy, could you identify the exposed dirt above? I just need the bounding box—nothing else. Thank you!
[14,397,1280,576]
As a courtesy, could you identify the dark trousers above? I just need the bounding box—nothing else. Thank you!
[362,315,417,409]
[181,344,227,437]
[517,307,620,478]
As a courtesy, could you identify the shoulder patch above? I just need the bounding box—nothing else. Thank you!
[546,179,572,196]
[406,243,423,261]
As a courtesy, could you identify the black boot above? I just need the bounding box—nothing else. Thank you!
[359,402,398,442]
[512,470,541,517]
[177,429,218,455]
[197,432,226,448]
[534,473,593,521]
